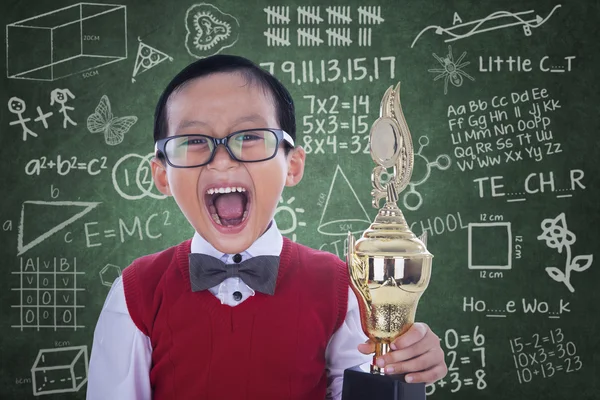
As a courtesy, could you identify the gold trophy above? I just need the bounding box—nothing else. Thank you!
[342,83,433,400]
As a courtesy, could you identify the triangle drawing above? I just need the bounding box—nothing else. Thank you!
[132,37,173,83]
[18,201,100,255]
[318,165,372,236]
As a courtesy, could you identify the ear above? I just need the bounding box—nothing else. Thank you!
[49,92,56,106]
[285,146,306,187]
[151,156,172,196]
[66,89,75,99]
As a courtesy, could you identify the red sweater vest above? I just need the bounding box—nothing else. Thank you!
[122,237,349,400]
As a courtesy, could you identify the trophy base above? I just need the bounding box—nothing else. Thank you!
[342,365,425,400]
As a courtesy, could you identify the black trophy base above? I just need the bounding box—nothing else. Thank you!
[342,365,425,400]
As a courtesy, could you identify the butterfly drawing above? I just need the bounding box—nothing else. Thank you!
[87,95,138,145]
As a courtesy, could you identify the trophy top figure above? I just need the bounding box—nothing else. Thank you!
[370,82,414,208]
[352,82,432,260]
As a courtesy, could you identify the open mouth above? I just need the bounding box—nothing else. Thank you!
[205,186,251,228]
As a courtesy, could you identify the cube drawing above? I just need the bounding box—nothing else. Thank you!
[31,346,88,395]
[6,3,127,81]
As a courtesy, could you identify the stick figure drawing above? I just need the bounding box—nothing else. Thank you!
[50,88,77,128]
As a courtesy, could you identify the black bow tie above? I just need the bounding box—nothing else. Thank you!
[188,253,280,295]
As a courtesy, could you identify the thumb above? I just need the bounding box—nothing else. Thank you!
[357,340,376,355]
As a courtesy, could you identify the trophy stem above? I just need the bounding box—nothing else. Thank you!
[371,342,391,375]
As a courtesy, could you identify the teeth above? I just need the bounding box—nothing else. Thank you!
[211,213,222,225]
[213,211,247,226]
[206,186,247,195]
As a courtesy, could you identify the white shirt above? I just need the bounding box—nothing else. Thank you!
[87,220,370,399]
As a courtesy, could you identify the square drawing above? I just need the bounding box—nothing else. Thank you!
[468,222,512,270]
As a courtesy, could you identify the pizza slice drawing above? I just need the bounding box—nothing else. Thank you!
[132,37,173,83]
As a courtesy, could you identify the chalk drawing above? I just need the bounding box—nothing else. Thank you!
[468,222,512,270]
[357,6,384,24]
[8,97,38,140]
[34,106,53,129]
[18,201,100,255]
[326,27,352,46]
[112,152,167,200]
[326,6,352,24]
[274,196,306,242]
[31,346,88,395]
[264,27,290,46]
[428,45,474,95]
[411,5,562,47]
[12,256,85,331]
[132,37,173,83]
[379,136,451,210]
[99,264,121,287]
[297,6,323,24]
[404,136,451,210]
[6,3,127,81]
[297,28,322,46]
[50,88,77,128]
[185,3,240,58]
[269,6,383,47]
[318,165,371,236]
[264,6,290,24]
[538,213,593,293]
[358,27,371,46]
[87,95,137,146]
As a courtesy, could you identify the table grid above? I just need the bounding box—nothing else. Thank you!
[11,257,85,330]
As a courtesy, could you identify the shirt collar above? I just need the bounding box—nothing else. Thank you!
[190,220,283,259]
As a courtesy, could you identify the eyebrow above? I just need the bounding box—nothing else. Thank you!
[176,114,268,131]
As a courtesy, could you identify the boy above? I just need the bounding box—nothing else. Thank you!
[87,55,447,399]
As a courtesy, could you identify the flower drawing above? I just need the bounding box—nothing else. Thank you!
[537,213,593,293]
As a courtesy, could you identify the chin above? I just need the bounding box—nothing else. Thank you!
[212,229,258,254]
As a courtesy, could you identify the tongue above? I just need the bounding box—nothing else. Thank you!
[214,192,245,221]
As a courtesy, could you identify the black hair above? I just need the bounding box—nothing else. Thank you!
[153,54,296,155]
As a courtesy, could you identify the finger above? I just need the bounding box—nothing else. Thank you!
[391,322,429,350]
[382,328,439,365]
[357,340,376,355]
[383,347,445,377]
[405,363,448,384]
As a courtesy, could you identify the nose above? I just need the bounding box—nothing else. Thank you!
[208,144,238,170]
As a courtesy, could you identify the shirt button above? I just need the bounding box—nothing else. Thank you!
[232,291,242,301]
[233,253,242,263]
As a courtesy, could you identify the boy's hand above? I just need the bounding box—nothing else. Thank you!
[357,322,447,383]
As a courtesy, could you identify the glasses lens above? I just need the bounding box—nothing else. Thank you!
[229,130,278,161]
[165,136,213,167]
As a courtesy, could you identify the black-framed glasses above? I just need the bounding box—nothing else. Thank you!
[154,128,295,168]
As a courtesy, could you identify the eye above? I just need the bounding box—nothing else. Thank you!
[182,137,209,146]
[236,133,263,141]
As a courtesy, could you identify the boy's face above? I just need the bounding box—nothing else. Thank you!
[152,72,305,254]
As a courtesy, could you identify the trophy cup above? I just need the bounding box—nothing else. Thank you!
[341,83,433,400]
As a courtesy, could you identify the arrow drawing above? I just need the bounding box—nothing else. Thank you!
[411,4,562,48]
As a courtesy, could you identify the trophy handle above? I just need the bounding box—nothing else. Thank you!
[347,232,372,305]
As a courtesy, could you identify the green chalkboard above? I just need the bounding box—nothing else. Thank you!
[1,0,599,399]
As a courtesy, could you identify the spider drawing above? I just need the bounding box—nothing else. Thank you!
[428,45,474,95]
